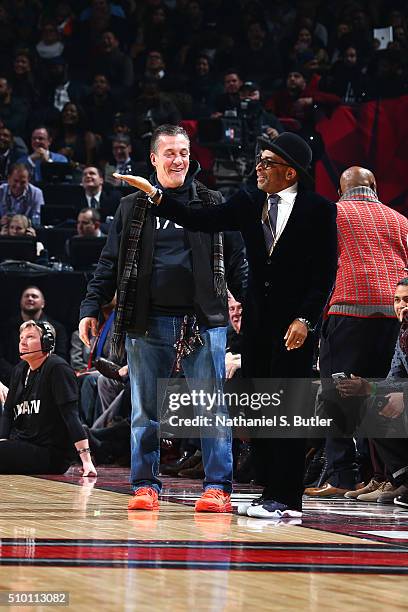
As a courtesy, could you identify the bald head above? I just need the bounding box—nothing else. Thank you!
[339,166,377,196]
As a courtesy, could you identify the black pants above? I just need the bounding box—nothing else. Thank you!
[252,438,306,510]
[248,330,316,510]
[373,438,408,486]
[319,315,400,488]
[0,440,70,474]
[87,418,131,464]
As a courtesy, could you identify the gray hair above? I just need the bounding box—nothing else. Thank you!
[150,124,190,153]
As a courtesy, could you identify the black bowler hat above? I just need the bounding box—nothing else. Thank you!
[257,132,313,186]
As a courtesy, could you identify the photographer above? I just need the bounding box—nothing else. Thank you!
[0,320,96,476]
[205,81,284,192]
[237,81,284,149]
[336,278,408,508]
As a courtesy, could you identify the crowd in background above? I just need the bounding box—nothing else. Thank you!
[0,0,407,180]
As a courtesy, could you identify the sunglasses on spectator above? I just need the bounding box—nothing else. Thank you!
[256,154,290,170]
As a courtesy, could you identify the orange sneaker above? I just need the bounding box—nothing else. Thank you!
[128,487,159,510]
[195,488,232,513]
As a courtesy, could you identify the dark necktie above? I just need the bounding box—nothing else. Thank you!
[90,196,98,208]
[262,194,279,254]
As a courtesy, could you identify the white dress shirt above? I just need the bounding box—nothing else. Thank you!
[267,182,298,243]
[85,190,102,208]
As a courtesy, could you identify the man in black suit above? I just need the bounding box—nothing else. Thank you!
[80,166,121,220]
[104,135,148,187]
[115,132,337,518]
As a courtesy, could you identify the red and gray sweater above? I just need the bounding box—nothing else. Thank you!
[328,187,408,318]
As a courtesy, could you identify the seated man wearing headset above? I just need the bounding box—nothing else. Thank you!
[0,320,96,476]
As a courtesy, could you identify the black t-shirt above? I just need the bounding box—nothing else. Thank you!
[149,212,194,314]
[149,165,200,315]
[0,355,86,460]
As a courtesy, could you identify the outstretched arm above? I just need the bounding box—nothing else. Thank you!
[113,173,250,233]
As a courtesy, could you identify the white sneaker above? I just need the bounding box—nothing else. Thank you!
[237,497,264,516]
[247,500,302,519]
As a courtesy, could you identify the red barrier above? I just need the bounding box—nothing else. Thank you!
[316,95,408,215]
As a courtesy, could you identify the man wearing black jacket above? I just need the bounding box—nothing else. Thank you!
[116,131,337,519]
[79,124,247,513]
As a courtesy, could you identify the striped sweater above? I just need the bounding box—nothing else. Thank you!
[328,187,408,318]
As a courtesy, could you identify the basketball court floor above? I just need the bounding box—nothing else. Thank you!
[1,466,407,611]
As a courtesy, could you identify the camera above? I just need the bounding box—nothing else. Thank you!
[197,115,243,148]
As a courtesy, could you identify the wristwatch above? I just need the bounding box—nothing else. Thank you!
[296,317,313,331]
[147,187,163,206]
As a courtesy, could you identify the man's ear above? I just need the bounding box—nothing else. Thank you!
[150,152,156,167]
[286,167,296,180]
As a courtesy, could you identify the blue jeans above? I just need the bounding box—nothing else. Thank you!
[125,315,232,493]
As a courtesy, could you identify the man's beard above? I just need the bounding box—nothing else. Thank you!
[289,87,302,97]
[22,307,41,318]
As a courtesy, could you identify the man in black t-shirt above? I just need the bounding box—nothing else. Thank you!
[80,124,248,513]
[0,320,96,476]
[0,285,69,384]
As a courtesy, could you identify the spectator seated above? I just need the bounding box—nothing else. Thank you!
[0,163,44,227]
[1,214,45,260]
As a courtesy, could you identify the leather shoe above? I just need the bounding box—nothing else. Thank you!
[304,482,350,497]
[344,478,382,499]
[377,483,408,505]
[357,480,395,502]
[161,450,202,476]
[160,450,196,476]
[178,460,204,479]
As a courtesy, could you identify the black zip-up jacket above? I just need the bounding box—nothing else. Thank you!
[80,180,248,334]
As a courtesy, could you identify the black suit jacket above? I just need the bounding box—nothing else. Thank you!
[158,186,338,377]
[79,188,121,220]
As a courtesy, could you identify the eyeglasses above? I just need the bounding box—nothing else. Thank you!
[256,153,290,170]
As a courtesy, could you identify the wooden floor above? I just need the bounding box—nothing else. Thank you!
[0,468,408,611]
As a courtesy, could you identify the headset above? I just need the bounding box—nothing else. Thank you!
[36,321,56,353]
[19,320,56,356]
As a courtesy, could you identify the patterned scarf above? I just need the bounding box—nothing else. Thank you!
[110,181,226,361]
[196,181,226,300]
